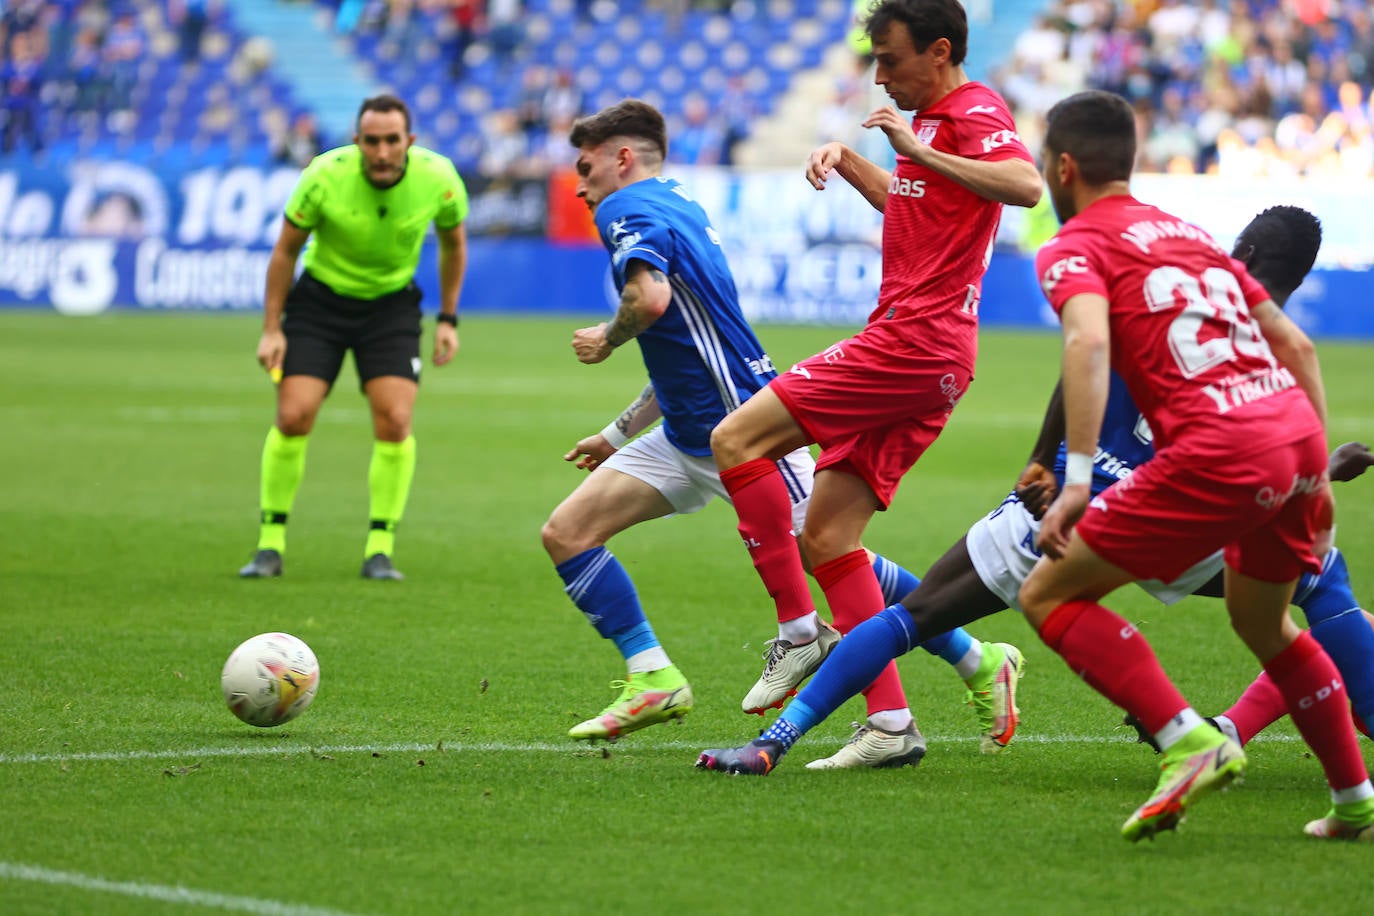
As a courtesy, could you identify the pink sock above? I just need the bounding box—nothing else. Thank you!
[1039,600,1189,734]
[814,549,908,717]
[1220,671,1287,744]
[1265,631,1370,791]
[720,457,813,623]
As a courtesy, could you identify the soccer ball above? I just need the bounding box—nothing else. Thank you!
[221,632,320,727]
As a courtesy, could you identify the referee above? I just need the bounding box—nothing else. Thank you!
[239,94,468,581]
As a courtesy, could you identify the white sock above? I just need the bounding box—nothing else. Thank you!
[1153,708,1205,752]
[1210,714,1240,746]
[627,647,671,675]
[868,708,913,732]
[954,641,984,680]
[779,612,820,644]
[1332,781,1374,805]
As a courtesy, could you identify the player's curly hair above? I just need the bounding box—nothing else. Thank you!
[568,100,667,164]
[1233,206,1322,303]
[1044,90,1136,185]
[865,0,968,66]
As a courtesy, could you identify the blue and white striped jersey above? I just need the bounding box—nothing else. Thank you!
[595,176,776,457]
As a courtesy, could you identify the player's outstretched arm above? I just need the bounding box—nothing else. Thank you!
[259,220,311,377]
[862,106,1041,208]
[563,384,661,472]
[805,141,891,212]
[432,222,467,366]
[1330,442,1374,482]
[1250,298,1326,428]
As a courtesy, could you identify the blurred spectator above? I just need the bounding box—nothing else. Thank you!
[479,108,532,178]
[169,0,210,63]
[68,26,108,114]
[446,0,483,78]
[275,111,325,168]
[542,68,582,124]
[1,28,45,153]
[102,10,144,114]
[1140,86,1200,170]
[717,75,754,166]
[486,0,524,68]
[670,93,724,165]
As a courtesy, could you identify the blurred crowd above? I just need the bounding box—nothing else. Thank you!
[0,0,170,153]
[311,0,754,177]
[0,0,324,161]
[7,0,1371,180]
[988,0,1374,177]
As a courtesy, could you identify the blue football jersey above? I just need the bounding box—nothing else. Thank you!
[1053,371,1156,496]
[595,176,776,456]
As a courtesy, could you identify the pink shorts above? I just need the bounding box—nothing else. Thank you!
[769,322,972,508]
[1076,430,1331,584]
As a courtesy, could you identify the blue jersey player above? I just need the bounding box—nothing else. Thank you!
[700,205,1374,776]
[543,100,1011,753]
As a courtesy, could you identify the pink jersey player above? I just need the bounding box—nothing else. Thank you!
[708,0,1043,769]
[1018,89,1373,843]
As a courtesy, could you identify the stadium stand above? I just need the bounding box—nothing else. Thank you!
[986,0,1374,177]
[0,0,318,165]
[3,0,1371,179]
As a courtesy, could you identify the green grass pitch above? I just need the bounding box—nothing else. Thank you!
[1,310,1371,914]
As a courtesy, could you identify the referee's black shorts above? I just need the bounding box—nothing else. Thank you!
[281,272,423,390]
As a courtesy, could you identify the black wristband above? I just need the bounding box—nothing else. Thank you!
[436,313,458,326]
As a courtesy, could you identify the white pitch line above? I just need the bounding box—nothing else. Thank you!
[0,862,368,916]
[0,732,1306,766]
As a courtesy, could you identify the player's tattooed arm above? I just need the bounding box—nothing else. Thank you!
[605,264,671,347]
[609,384,662,442]
[573,261,672,365]
[564,385,662,471]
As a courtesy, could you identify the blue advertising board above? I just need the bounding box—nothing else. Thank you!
[0,159,1369,340]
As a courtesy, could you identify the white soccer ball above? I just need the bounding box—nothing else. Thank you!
[221,632,320,727]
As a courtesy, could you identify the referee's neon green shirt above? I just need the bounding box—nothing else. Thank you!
[284,145,469,299]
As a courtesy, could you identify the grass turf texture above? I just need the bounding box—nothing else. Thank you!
[1,310,1372,915]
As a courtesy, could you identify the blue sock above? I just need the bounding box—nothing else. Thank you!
[1295,548,1374,726]
[872,553,920,604]
[781,604,921,738]
[761,716,804,751]
[555,547,658,659]
[870,553,974,666]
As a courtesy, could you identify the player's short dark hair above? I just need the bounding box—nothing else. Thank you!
[568,99,668,162]
[1233,206,1322,301]
[1044,90,1136,185]
[865,0,968,66]
[357,94,411,134]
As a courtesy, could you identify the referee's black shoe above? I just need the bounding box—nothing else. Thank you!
[361,553,404,581]
[238,549,283,578]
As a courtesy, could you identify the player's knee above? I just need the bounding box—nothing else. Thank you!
[274,406,317,437]
[540,513,595,561]
[797,527,852,570]
[1016,577,1053,627]
[372,410,412,442]
[709,415,743,465]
